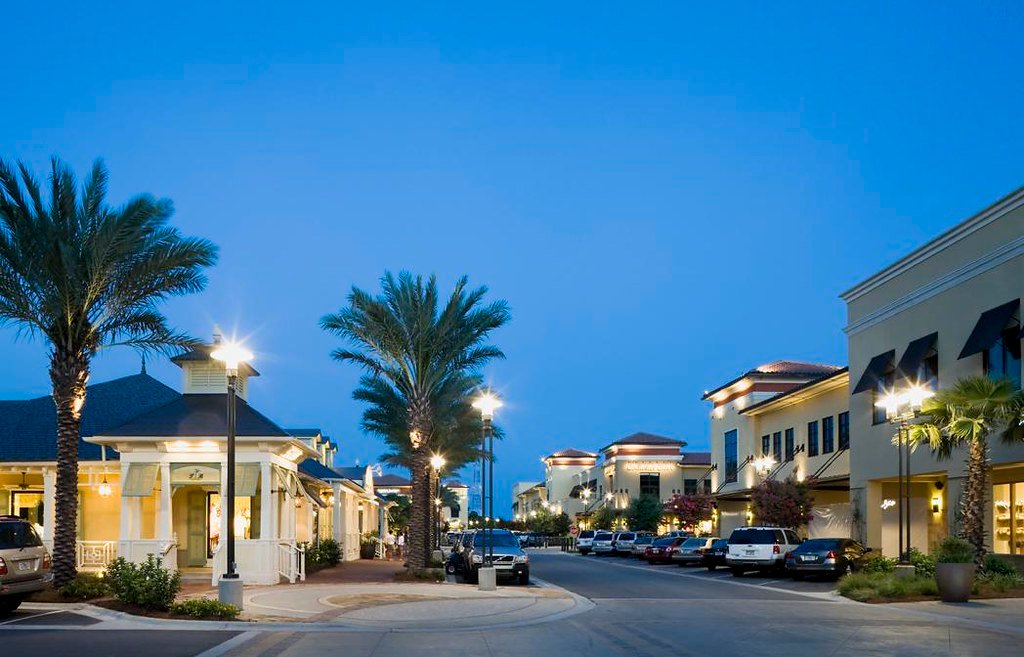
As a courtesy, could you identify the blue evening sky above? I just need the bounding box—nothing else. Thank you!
[1,3,1022,514]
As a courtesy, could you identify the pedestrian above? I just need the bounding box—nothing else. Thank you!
[397,532,406,558]
[384,531,396,559]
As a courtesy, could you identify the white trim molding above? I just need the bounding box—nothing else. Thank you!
[840,186,1024,303]
[844,234,1024,336]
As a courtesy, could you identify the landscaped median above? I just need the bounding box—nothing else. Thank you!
[837,538,1024,604]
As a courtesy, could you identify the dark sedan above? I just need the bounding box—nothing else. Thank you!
[785,538,870,579]
[645,537,684,564]
[702,538,730,571]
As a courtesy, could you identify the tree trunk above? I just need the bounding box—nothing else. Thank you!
[960,435,989,564]
[407,448,431,569]
[49,353,89,589]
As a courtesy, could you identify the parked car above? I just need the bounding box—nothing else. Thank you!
[645,536,684,564]
[672,536,719,566]
[631,534,655,558]
[0,516,52,616]
[660,530,694,539]
[785,538,870,579]
[613,531,637,555]
[524,532,546,548]
[577,529,596,555]
[592,531,616,556]
[726,527,802,576]
[702,538,731,571]
[459,529,530,585]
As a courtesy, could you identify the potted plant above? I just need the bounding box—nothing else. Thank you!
[935,537,976,602]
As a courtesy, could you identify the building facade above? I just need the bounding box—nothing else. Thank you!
[842,186,1024,558]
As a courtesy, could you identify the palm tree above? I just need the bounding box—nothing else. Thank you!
[321,272,509,568]
[0,158,218,586]
[907,376,1023,563]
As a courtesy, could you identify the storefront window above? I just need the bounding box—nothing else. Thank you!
[993,482,1024,554]
[11,491,45,537]
[724,429,738,483]
[985,328,1022,390]
[639,473,660,498]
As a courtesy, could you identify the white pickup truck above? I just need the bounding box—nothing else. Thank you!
[726,526,802,576]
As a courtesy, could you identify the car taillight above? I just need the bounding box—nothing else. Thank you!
[825,550,836,560]
[42,553,52,570]
[773,544,781,554]
[0,557,7,576]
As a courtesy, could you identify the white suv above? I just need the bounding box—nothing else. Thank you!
[726,527,802,576]
[576,529,596,555]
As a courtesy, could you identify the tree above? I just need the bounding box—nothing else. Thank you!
[0,158,217,587]
[383,493,412,534]
[664,493,715,532]
[590,505,615,530]
[321,272,509,568]
[750,478,814,529]
[908,376,1023,563]
[627,496,663,533]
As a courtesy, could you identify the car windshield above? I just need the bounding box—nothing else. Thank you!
[652,538,675,546]
[578,530,595,539]
[594,533,613,541]
[472,533,521,548]
[729,529,778,545]
[618,532,635,540]
[796,539,841,551]
[0,522,43,549]
[634,536,653,545]
[712,539,730,548]
[681,538,705,547]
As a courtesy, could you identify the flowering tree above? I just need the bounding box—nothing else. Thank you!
[664,493,716,532]
[750,478,814,529]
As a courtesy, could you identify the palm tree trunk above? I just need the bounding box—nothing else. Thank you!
[407,448,431,568]
[960,435,989,564]
[49,353,89,589]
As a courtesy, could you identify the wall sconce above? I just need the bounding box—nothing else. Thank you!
[931,495,942,515]
[745,507,753,525]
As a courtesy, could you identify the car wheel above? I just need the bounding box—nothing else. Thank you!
[518,572,530,585]
[445,561,458,575]
[730,567,745,577]
[791,572,804,581]
[706,565,717,571]
[0,596,22,617]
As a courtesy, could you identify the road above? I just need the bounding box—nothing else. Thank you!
[1,550,1020,656]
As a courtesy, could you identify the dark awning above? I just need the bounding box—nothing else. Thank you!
[852,350,896,394]
[896,332,938,383]
[959,299,1019,359]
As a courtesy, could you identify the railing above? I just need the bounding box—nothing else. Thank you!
[811,447,849,480]
[278,542,306,583]
[77,541,117,570]
[374,538,386,560]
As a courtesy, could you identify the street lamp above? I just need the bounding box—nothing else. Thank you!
[430,454,445,550]
[876,384,934,564]
[473,391,502,590]
[210,340,253,608]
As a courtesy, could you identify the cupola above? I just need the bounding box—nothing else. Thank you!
[170,331,260,400]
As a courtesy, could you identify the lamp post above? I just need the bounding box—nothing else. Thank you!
[876,385,933,565]
[472,391,502,591]
[430,454,445,551]
[210,340,253,608]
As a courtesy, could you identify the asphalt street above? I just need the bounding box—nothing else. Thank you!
[1,550,1021,656]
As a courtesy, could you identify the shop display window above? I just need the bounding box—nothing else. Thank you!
[993,482,1024,554]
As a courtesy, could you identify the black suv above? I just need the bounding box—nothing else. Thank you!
[459,529,530,585]
[0,516,52,616]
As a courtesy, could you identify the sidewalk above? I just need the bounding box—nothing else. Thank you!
[886,598,1024,637]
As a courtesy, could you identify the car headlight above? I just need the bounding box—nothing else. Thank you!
[515,554,529,563]
[472,554,483,563]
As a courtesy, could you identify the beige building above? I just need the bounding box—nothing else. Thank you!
[705,361,850,538]
[542,449,599,517]
[842,186,1024,558]
[512,481,546,520]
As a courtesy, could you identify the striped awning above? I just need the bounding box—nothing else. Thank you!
[122,463,158,497]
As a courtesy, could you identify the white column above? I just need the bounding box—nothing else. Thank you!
[332,483,343,544]
[260,462,273,540]
[118,462,131,557]
[42,468,56,547]
[157,463,172,541]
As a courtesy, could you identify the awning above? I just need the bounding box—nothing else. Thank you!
[852,350,896,394]
[235,464,261,497]
[122,463,158,497]
[896,332,938,383]
[300,480,329,508]
[959,299,1019,359]
[274,466,301,497]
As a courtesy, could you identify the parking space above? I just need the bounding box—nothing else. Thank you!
[0,608,101,627]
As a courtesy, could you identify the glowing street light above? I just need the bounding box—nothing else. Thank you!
[473,390,502,590]
[472,392,503,420]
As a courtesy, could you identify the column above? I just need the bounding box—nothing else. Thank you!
[331,483,343,544]
[42,468,56,548]
[260,462,273,541]
[157,463,172,541]
[118,462,131,557]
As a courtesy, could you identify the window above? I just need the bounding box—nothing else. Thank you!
[993,482,1024,555]
[784,428,795,461]
[684,479,698,496]
[724,429,738,483]
[985,327,1022,390]
[639,473,661,498]
[772,432,782,460]
[838,411,850,450]
[703,479,712,494]
[822,416,835,454]
[807,421,819,457]
[761,435,770,455]
[919,351,939,390]
[872,367,896,425]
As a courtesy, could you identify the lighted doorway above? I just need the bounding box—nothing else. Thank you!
[11,491,45,536]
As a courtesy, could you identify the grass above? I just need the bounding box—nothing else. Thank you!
[837,572,939,602]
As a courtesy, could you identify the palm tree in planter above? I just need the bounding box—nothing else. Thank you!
[0,158,218,587]
[321,272,509,568]
[907,376,1023,564]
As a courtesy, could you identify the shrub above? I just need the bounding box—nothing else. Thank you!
[983,554,1018,577]
[171,598,240,620]
[403,568,445,582]
[360,538,378,559]
[104,555,181,611]
[318,538,341,566]
[59,573,109,600]
[859,553,897,574]
[977,572,1024,593]
[935,537,974,564]
[750,478,814,529]
[908,548,936,578]
[837,572,938,602]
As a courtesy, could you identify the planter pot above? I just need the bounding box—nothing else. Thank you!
[935,563,976,603]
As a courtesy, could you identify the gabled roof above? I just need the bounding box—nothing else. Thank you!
[544,448,598,460]
[445,480,468,489]
[100,394,290,437]
[375,474,411,487]
[680,451,712,465]
[702,361,843,400]
[288,428,322,438]
[332,466,366,481]
[0,373,181,462]
[171,345,260,377]
[601,432,684,452]
[298,458,342,481]
[739,367,849,415]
